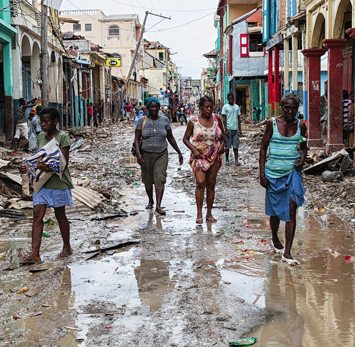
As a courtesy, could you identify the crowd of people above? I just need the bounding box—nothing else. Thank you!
[16,91,307,267]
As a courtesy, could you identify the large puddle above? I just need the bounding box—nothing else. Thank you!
[2,126,355,346]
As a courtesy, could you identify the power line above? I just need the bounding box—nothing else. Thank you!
[110,0,216,12]
[149,11,214,32]
[65,0,142,33]
[176,56,204,63]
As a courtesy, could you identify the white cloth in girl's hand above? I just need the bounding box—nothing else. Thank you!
[24,137,67,193]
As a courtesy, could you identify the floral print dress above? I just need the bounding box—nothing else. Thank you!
[188,114,224,175]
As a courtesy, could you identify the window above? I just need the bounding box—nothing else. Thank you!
[108,25,120,36]
[159,52,164,61]
[73,23,81,31]
[85,24,92,31]
[249,34,263,52]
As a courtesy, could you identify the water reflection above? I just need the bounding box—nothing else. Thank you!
[252,211,355,346]
[135,260,171,311]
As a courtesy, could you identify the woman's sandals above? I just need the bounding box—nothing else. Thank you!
[270,240,284,254]
[282,255,300,266]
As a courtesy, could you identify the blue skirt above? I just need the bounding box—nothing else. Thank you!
[33,188,74,208]
[265,168,305,222]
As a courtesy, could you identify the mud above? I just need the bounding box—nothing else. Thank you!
[1,122,355,346]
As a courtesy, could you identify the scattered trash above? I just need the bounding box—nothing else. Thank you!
[129,211,138,216]
[0,209,26,218]
[229,337,258,346]
[90,212,128,221]
[304,149,352,174]
[174,211,185,213]
[29,268,49,273]
[163,219,172,222]
[85,251,101,261]
[16,287,28,294]
[328,249,340,258]
[42,232,50,237]
[84,239,144,254]
[235,214,242,218]
[106,250,116,255]
[70,138,86,152]
[321,171,343,183]
[64,326,81,331]
[13,315,21,320]
[43,219,54,225]
[30,311,42,318]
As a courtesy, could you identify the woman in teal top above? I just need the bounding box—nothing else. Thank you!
[259,93,307,265]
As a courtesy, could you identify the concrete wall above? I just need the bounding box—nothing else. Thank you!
[141,69,166,96]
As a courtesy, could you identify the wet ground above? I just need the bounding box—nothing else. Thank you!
[1,124,355,346]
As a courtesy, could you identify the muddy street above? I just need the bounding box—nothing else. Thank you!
[0,124,355,346]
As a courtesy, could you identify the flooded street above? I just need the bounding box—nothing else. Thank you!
[1,124,355,346]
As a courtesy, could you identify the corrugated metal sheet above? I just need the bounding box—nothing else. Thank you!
[71,185,102,210]
[0,159,10,168]
[0,172,22,185]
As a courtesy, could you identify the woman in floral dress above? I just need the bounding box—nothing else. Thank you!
[183,95,225,224]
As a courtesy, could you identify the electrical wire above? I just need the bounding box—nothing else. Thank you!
[110,0,219,13]
[0,0,21,12]
[145,17,165,32]
[66,0,141,33]
[149,11,214,32]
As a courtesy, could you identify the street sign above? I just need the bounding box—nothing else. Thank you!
[106,57,121,67]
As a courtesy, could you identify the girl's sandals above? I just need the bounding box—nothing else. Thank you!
[196,218,203,224]
[20,255,42,265]
[57,249,73,259]
[206,217,217,223]
[145,203,154,209]
[155,208,166,216]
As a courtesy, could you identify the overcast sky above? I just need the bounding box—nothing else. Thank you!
[60,0,217,79]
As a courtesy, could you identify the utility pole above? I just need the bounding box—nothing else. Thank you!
[119,11,170,120]
[41,0,49,106]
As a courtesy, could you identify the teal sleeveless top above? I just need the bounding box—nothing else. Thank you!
[265,117,301,179]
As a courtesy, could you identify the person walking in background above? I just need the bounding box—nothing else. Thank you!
[343,90,352,146]
[93,107,99,128]
[28,106,42,153]
[12,97,39,150]
[259,93,307,266]
[222,92,242,166]
[87,103,93,126]
[125,102,132,121]
[134,97,183,215]
[183,95,225,224]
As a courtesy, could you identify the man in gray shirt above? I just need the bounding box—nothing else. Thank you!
[12,97,39,150]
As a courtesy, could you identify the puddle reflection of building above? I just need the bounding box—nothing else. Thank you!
[258,264,305,346]
[134,260,171,311]
[16,268,76,345]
